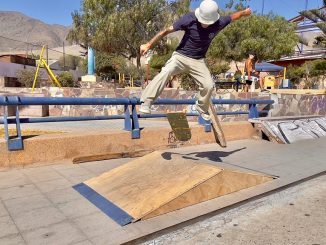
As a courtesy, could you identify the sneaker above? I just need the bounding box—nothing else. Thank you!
[195,102,210,121]
[139,103,151,114]
[199,111,211,121]
[261,89,270,93]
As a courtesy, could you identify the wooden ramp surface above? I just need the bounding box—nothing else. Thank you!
[74,151,273,226]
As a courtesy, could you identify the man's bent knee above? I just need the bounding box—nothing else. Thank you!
[203,82,215,92]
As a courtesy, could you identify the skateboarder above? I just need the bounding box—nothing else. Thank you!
[139,0,252,120]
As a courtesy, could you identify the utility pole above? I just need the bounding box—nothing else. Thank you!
[63,41,65,70]
[300,0,309,52]
[261,0,265,15]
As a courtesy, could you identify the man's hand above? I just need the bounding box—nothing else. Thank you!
[231,8,252,21]
[140,43,151,56]
[242,8,252,17]
[139,26,175,56]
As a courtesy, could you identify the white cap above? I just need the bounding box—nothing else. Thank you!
[195,0,220,25]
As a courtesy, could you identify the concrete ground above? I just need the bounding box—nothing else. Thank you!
[0,138,325,245]
[0,157,132,245]
[141,174,326,245]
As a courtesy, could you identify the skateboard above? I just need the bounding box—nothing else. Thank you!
[208,101,227,147]
[167,111,191,142]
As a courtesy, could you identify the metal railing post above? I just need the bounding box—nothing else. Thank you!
[198,115,212,132]
[131,104,140,139]
[249,100,259,119]
[3,100,23,151]
[124,105,132,131]
[129,98,140,139]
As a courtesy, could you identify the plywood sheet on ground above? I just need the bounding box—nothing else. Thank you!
[83,151,221,221]
[75,151,273,225]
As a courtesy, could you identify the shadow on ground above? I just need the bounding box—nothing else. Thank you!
[161,147,246,162]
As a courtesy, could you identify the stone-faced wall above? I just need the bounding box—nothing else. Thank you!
[271,93,326,117]
[2,87,326,122]
[0,86,270,122]
[42,87,269,122]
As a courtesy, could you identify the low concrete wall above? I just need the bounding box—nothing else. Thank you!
[0,121,256,168]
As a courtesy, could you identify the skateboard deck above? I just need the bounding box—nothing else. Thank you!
[208,101,227,147]
[167,111,191,142]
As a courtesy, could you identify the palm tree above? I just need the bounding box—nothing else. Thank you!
[300,0,326,47]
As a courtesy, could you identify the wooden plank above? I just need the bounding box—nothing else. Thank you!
[166,112,191,142]
[208,101,227,147]
[72,150,154,164]
[270,89,326,95]
[254,122,286,144]
[143,169,273,220]
[84,151,222,221]
[249,115,323,122]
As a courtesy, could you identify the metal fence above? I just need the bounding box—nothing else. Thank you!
[0,96,274,151]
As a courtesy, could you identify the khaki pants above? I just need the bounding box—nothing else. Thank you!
[140,52,214,113]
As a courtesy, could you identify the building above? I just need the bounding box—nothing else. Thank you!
[0,54,36,66]
[273,6,326,67]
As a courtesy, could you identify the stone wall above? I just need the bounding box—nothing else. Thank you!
[0,90,49,117]
[271,93,326,117]
[0,86,270,122]
[42,87,269,122]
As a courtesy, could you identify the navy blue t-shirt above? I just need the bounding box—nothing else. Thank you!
[173,13,232,59]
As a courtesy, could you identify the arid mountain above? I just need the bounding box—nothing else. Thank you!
[0,11,70,52]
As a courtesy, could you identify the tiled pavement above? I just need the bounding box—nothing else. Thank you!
[0,138,325,245]
[0,158,132,245]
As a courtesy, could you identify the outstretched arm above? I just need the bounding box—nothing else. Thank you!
[231,8,252,21]
[140,26,175,56]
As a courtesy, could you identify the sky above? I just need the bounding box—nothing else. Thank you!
[0,0,324,26]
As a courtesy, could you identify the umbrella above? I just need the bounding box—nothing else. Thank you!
[255,62,285,72]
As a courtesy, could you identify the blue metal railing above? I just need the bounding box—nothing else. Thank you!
[0,96,274,151]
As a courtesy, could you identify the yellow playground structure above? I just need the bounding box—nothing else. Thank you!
[32,45,62,92]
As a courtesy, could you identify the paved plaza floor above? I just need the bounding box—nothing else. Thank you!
[0,138,325,244]
[141,174,326,245]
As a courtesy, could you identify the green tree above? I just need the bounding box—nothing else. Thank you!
[67,0,186,68]
[300,0,326,47]
[225,0,251,10]
[58,55,83,70]
[208,13,298,63]
[287,59,326,88]
[150,38,179,70]
[206,58,230,75]
[94,52,119,76]
[286,64,306,84]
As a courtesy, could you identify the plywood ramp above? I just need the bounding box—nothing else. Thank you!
[74,151,273,226]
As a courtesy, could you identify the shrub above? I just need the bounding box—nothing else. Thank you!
[16,69,36,88]
[57,71,75,87]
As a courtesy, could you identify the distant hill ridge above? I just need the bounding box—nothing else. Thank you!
[0,11,70,52]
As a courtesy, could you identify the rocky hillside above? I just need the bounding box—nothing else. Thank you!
[0,11,70,52]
